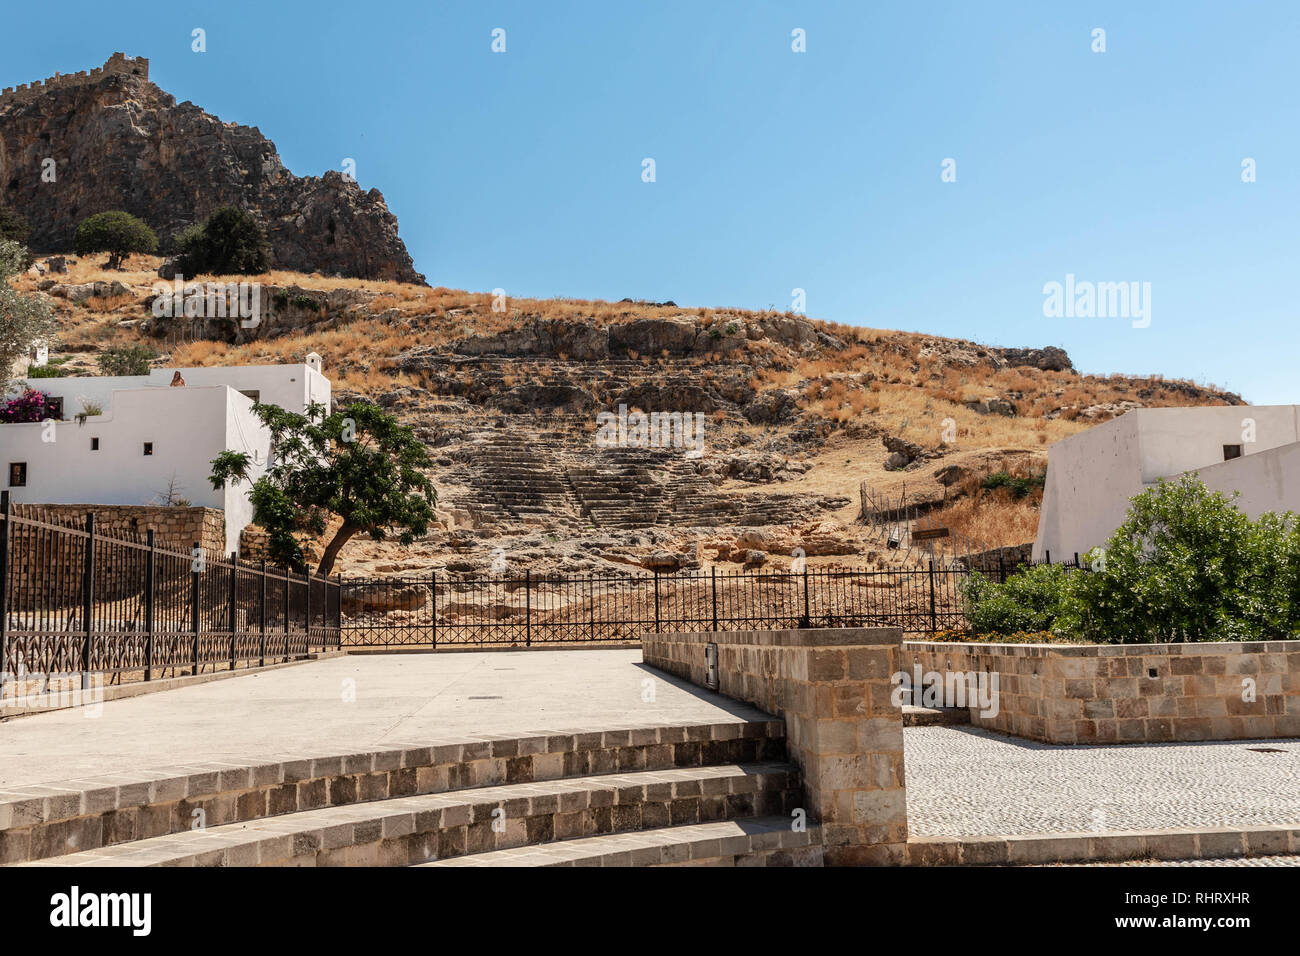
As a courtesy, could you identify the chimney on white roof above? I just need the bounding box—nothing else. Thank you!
[306,352,323,373]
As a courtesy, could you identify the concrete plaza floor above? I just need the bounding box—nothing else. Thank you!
[905,724,1300,837]
[0,650,764,789]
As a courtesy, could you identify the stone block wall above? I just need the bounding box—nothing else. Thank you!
[643,627,908,866]
[905,639,1300,744]
[7,504,227,606]
[0,53,148,110]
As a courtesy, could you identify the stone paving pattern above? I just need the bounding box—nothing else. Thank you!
[906,725,1300,836]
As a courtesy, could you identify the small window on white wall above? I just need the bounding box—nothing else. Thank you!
[143,442,154,456]
[91,437,99,450]
[8,463,26,487]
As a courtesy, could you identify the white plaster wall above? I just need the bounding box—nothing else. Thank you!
[1033,413,1143,562]
[1133,406,1299,483]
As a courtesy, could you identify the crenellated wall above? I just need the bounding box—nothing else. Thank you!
[0,53,149,111]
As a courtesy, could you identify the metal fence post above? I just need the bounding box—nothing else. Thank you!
[928,559,937,634]
[144,530,155,681]
[430,572,437,650]
[190,541,201,677]
[653,571,661,634]
[228,552,238,670]
[524,570,531,647]
[283,567,290,662]
[802,565,811,628]
[82,512,95,690]
[336,573,343,649]
[304,570,312,653]
[259,560,267,668]
[0,491,10,689]
[710,566,718,632]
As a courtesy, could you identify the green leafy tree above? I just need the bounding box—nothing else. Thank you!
[174,206,270,276]
[73,211,158,270]
[0,207,31,245]
[0,240,55,389]
[1072,476,1289,643]
[209,401,436,576]
[97,344,158,376]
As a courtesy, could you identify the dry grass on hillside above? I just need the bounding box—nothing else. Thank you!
[21,254,1239,434]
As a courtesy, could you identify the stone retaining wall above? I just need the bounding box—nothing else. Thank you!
[904,639,1300,744]
[643,627,908,865]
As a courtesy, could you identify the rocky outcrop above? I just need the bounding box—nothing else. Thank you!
[994,346,1073,372]
[0,55,424,283]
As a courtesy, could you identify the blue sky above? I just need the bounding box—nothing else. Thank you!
[3,1,1297,402]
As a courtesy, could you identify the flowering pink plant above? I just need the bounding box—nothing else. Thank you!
[0,389,56,424]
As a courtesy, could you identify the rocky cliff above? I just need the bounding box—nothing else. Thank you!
[0,54,425,283]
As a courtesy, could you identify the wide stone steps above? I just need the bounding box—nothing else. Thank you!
[24,763,801,867]
[0,719,786,865]
[418,815,822,867]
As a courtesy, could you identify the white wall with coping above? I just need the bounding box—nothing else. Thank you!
[1034,405,1300,561]
[0,386,269,554]
[23,363,330,419]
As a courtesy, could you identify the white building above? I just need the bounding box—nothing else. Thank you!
[0,357,330,554]
[1034,405,1300,562]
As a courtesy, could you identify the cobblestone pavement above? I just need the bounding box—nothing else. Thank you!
[904,725,1300,837]
[1087,856,1300,866]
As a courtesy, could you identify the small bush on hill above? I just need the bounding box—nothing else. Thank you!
[97,344,158,376]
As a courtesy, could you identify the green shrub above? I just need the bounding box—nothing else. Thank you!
[97,344,158,377]
[27,364,68,378]
[74,211,158,269]
[968,476,1300,644]
[981,470,1046,500]
[961,563,1079,637]
[1071,475,1299,643]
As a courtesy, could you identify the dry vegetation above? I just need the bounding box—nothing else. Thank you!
[15,253,1243,561]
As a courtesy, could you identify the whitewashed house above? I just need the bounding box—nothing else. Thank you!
[0,356,330,553]
[1034,405,1300,562]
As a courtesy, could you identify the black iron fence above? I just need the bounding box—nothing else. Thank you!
[0,494,341,691]
[340,560,1012,648]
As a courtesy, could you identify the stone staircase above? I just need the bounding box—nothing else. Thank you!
[446,431,586,529]
[8,719,819,867]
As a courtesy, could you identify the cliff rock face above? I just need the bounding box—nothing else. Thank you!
[0,54,425,283]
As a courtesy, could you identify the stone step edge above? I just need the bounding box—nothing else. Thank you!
[23,762,802,868]
[908,825,1300,866]
[0,718,786,863]
[419,816,823,867]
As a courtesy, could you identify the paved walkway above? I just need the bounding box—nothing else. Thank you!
[0,651,765,789]
[905,725,1300,837]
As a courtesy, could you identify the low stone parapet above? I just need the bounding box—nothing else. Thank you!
[904,639,1300,744]
[643,627,908,865]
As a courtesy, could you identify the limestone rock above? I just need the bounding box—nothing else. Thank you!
[0,56,424,284]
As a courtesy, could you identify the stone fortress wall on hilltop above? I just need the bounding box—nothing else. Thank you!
[0,53,148,111]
